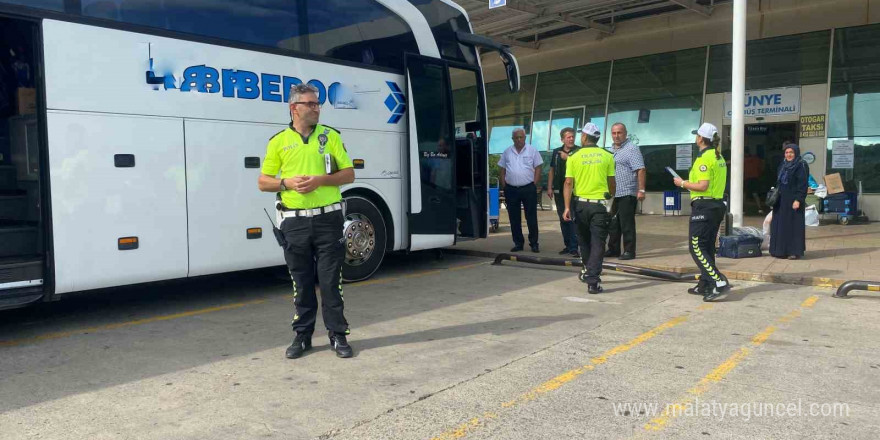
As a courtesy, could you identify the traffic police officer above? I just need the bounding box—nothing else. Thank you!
[673,122,731,302]
[258,83,355,359]
[563,123,616,294]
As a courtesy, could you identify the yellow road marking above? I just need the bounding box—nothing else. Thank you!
[0,299,267,347]
[431,315,690,440]
[2,261,488,348]
[801,296,819,307]
[644,295,820,432]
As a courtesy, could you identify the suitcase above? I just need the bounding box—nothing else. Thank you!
[823,192,858,215]
[718,235,762,259]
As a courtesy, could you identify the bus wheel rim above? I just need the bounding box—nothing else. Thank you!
[344,213,375,267]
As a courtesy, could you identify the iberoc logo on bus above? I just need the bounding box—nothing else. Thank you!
[146,60,343,106]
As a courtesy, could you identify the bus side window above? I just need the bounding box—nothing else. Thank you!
[305,0,418,71]
[76,0,418,72]
[0,0,64,12]
[82,0,304,57]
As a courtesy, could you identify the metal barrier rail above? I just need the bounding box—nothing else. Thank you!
[833,280,880,298]
[491,253,700,282]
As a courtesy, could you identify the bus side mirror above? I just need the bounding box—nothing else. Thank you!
[498,48,520,93]
[455,31,521,94]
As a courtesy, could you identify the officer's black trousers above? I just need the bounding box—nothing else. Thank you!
[688,200,728,288]
[608,195,638,255]
[281,210,349,336]
[574,201,609,285]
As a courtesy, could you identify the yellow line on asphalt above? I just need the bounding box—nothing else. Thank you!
[643,295,820,432]
[2,261,489,348]
[430,315,690,440]
[0,298,267,347]
[801,296,819,308]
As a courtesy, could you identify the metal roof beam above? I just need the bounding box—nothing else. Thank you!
[496,36,541,50]
[503,0,615,34]
[668,0,713,16]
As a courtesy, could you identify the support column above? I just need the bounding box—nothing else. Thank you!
[730,0,747,227]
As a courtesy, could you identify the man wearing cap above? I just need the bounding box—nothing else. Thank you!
[563,123,615,294]
[605,123,645,260]
[546,127,580,257]
[258,83,355,358]
[498,128,543,253]
[673,122,730,302]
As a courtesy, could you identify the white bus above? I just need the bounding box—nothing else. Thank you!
[0,0,520,310]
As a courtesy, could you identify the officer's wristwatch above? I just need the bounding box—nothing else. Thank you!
[279,178,287,191]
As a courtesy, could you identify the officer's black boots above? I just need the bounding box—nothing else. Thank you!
[588,283,603,294]
[285,332,313,359]
[688,280,708,295]
[703,282,732,302]
[329,331,353,358]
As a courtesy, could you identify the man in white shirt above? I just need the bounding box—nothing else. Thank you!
[498,128,544,252]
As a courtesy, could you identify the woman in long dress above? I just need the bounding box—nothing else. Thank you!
[769,144,808,259]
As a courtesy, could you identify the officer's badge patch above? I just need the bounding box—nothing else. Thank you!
[699,165,708,172]
[318,134,328,153]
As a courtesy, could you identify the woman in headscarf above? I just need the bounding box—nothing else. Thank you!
[769,144,808,259]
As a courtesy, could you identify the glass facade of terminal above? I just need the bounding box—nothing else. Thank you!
[461,24,880,194]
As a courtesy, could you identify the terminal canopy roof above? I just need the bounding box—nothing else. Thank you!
[461,0,726,49]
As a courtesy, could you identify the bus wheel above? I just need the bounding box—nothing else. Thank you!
[341,196,387,282]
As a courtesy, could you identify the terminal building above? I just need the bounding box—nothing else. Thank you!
[456,0,880,219]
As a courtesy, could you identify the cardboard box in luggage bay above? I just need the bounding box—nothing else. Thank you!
[718,235,762,259]
[16,88,36,115]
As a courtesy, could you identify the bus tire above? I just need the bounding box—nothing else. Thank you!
[341,196,387,282]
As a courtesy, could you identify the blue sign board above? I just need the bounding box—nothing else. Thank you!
[489,0,506,9]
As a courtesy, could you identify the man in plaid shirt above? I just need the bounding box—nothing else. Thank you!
[605,123,645,260]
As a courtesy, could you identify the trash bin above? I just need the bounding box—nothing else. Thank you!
[663,190,681,216]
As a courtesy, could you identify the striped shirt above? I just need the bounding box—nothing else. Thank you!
[612,140,645,197]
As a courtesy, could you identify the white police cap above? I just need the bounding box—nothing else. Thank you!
[692,122,718,139]
[581,122,601,137]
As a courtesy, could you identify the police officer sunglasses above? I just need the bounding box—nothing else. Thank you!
[294,101,321,109]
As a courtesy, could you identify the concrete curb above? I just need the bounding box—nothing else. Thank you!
[443,248,841,289]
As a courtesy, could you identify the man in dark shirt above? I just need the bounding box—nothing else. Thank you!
[546,127,580,257]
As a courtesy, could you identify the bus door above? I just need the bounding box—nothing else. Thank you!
[449,66,487,240]
[405,54,457,251]
[0,15,47,308]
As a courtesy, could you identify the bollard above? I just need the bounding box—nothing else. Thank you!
[491,253,700,282]
[833,280,880,298]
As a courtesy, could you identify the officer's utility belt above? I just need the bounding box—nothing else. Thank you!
[691,196,720,202]
[578,198,608,205]
[278,202,343,218]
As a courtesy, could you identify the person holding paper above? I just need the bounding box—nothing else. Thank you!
[769,144,808,260]
[672,122,731,302]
